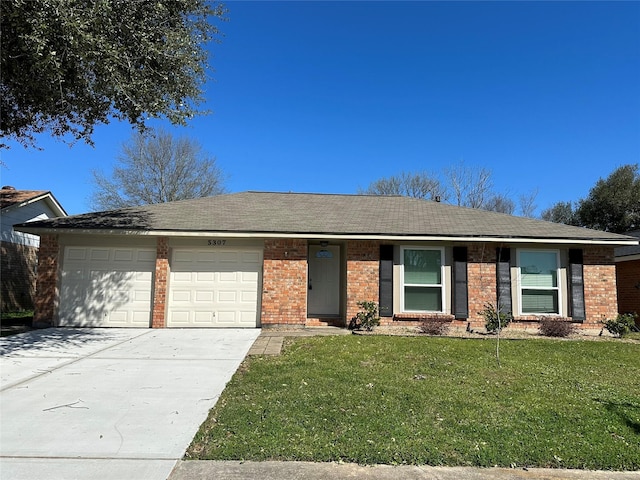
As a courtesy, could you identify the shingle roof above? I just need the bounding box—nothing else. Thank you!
[16,191,637,245]
[615,230,640,257]
[0,187,67,216]
[1,188,49,209]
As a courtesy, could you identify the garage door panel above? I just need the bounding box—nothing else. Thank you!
[60,246,154,328]
[167,248,261,328]
[219,271,237,282]
[195,290,214,303]
[196,271,215,282]
[90,249,110,261]
[218,291,236,302]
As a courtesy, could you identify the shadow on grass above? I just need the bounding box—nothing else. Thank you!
[595,397,640,435]
[0,328,117,356]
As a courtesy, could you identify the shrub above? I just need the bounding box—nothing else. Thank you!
[418,319,450,336]
[349,301,380,332]
[539,318,575,338]
[480,303,512,333]
[603,313,638,338]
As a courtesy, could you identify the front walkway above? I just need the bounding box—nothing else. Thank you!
[247,326,350,355]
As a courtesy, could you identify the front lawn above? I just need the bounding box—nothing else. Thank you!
[187,336,640,470]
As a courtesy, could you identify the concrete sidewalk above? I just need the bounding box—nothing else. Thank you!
[169,460,640,480]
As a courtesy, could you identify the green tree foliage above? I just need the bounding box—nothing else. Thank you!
[541,201,579,225]
[542,164,640,233]
[1,0,226,148]
[90,128,225,210]
[576,164,640,233]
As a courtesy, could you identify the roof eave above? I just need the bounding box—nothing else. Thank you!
[14,225,638,246]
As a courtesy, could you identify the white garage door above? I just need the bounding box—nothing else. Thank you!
[60,246,155,327]
[167,248,262,328]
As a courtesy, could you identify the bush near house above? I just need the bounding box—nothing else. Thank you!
[604,313,639,338]
[538,318,576,338]
[187,336,640,470]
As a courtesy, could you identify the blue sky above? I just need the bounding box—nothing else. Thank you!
[1,1,639,215]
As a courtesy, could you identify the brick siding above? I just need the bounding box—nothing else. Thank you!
[261,239,308,326]
[616,259,640,322]
[346,240,380,324]
[466,243,498,328]
[1,241,38,312]
[151,237,169,328]
[582,247,618,327]
[33,234,59,325]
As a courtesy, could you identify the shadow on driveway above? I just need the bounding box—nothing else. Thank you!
[0,327,143,357]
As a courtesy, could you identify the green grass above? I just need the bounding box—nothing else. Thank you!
[187,336,640,470]
[1,310,34,321]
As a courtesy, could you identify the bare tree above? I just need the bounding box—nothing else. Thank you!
[361,171,445,200]
[90,128,225,211]
[443,162,493,209]
[518,188,538,218]
[484,193,515,214]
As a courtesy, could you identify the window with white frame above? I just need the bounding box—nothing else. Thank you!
[401,247,444,312]
[518,250,560,315]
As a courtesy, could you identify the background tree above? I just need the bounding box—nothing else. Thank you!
[542,164,640,233]
[361,162,538,216]
[91,128,225,210]
[1,0,226,149]
[360,171,445,200]
[443,162,493,209]
[576,164,640,233]
[541,201,578,225]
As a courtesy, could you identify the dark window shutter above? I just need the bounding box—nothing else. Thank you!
[569,248,586,322]
[496,248,512,314]
[453,247,468,319]
[379,245,394,317]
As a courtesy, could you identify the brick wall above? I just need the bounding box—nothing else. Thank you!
[466,243,497,327]
[616,259,640,321]
[346,240,380,324]
[151,237,169,328]
[33,234,59,325]
[583,247,618,326]
[1,241,38,312]
[261,239,307,326]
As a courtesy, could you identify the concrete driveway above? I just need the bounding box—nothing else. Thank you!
[0,327,260,480]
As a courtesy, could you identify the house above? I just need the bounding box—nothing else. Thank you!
[1,186,67,312]
[615,230,640,325]
[16,191,638,331]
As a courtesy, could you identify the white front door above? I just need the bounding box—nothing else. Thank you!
[307,245,340,316]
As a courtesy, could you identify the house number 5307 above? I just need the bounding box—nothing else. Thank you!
[208,239,227,246]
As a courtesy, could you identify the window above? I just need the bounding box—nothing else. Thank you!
[518,250,560,315]
[401,247,444,312]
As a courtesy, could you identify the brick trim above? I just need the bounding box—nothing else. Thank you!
[261,239,307,326]
[33,234,59,326]
[346,240,380,323]
[152,237,169,328]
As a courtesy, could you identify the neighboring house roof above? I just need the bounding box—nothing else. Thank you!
[16,191,638,246]
[615,230,640,259]
[0,186,67,217]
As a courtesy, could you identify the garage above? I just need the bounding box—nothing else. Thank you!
[167,248,262,328]
[59,246,156,327]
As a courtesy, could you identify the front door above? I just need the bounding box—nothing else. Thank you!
[308,245,340,316]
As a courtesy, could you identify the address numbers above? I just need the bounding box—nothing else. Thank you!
[207,239,227,246]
